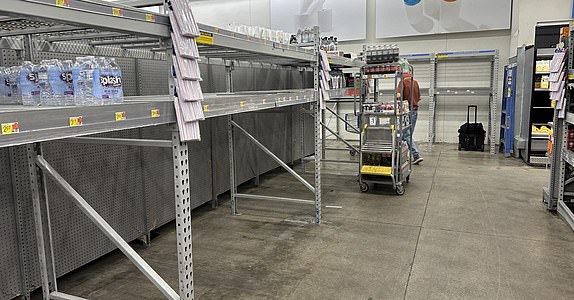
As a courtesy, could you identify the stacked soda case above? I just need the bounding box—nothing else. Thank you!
[0,56,124,106]
[362,101,410,115]
[365,44,399,64]
[364,64,401,75]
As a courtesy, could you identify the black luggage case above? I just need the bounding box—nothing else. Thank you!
[458,105,486,152]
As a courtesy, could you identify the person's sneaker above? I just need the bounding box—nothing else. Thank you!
[413,157,424,165]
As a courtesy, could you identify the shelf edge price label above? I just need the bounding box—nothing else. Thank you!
[115,111,127,121]
[197,31,214,45]
[112,8,124,16]
[239,101,245,107]
[262,99,267,104]
[151,109,161,118]
[145,14,156,22]
[69,116,83,127]
[436,54,448,59]
[203,105,209,111]
[1,122,19,135]
[55,0,70,7]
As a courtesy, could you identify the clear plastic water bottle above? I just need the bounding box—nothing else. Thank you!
[38,60,53,106]
[0,68,6,104]
[6,66,21,104]
[20,61,41,106]
[108,58,124,104]
[72,57,84,104]
[94,57,109,105]
[49,59,74,106]
[61,60,75,106]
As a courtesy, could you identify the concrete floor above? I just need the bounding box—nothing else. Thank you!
[49,144,574,299]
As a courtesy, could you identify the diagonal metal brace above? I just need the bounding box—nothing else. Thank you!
[230,120,315,193]
[325,106,360,134]
[35,155,180,300]
[319,121,360,154]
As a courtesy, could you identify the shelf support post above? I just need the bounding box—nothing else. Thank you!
[313,25,322,224]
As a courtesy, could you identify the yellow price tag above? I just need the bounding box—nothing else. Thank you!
[203,105,209,111]
[239,101,245,107]
[55,0,69,7]
[289,96,293,101]
[262,99,267,104]
[283,97,287,102]
[296,96,299,100]
[112,8,124,16]
[115,112,126,121]
[151,109,160,118]
[197,31,214,45]
[145,14,156,22]
[1,122,19,135]
[69,116,83,127]
[436,54,448,59]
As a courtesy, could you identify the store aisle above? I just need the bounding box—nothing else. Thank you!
[49,145,574,300]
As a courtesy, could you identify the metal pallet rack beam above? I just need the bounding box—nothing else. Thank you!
[429,49,499,154]
[0,0,170,38]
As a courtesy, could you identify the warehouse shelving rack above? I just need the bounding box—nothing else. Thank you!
[544,24,573,232]
[0,1,362,299]
[428,50,500,154]
[0,1,191,300]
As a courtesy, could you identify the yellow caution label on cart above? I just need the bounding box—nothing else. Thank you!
[112,8,124,17]
[1,122,19,135]
[145,14,156,23]
[203,105,209,111]
[361,165,392,176]
[115,112,127,121]
[55,0,70,7]
[151,109,161,118]
[69,116,83,127]
[197,31,214,45]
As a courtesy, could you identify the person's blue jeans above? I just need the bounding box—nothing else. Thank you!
[404,110,420,159]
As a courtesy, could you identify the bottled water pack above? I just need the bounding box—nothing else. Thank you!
[0,57,124,107]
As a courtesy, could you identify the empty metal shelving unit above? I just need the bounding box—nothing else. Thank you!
[0,1,364,300]
[428,50,500,154]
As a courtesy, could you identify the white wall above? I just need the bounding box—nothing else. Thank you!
[335,0,511,144]
[510,0,573,51]
[190,0,270,28]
